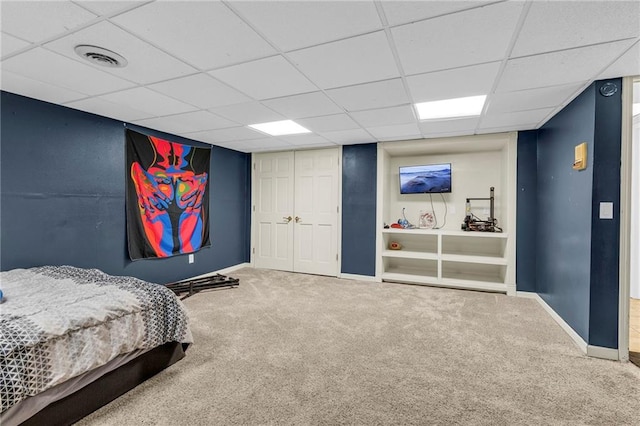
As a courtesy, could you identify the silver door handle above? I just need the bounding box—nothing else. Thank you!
[283,216,292,223]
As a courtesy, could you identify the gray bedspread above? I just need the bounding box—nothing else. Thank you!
[0,266,193,413]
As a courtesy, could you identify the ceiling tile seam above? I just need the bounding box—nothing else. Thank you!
[532,39,640,130]
[141,74,263,114]
[104,19,203,73]
[402,60,503,79]
[533,82,593,130]
[0,69,89,102]
[474,0,533,134]
[384,0,507,30]
[0,6,129,62]
[508,37,640,61]
[497,80,589,95]
[373,0,426,140]
[2,47,140,97]
[221,0,375,141]
[131,111,241,131]
[70,0,155,20]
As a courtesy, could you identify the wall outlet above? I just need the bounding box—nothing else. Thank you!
[188,254,194,264]
[449,204,456,215]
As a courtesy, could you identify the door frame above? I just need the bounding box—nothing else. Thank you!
[618,75,636,362]
[250,147,343,276]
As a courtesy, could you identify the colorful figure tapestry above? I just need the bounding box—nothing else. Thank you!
[126,130,211,260]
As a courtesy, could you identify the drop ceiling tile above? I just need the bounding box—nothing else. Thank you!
[326,78,409,112]
[210,55,317,100]
[1,48,135,95]
[486,83,585,114]
[418,117,479,135]
[100,87,198,117]
[186,126,264,143]
[288,31,400,89]
[44,21,195,84]
[296,114,361,133]
[1,2,97,43]
[1,70,87,104]
[406,62,501,103]
[366,123,422,141]
[262,92,343,119]
[391,2,523,75]
[320,128,376,145]
[230,1,381,51]
[350,105,416,128]
[149,74,251,109]
[599,41,640,79]
[277,134,335,147]
[497,39,637,93]
[480,108,554,129]
[1,33,31,58]
[216,137,294,153]
[211,142,250,153]
[381,1,498,27]
[210,102,284,125]
[512,1,640,58]
[133,111,236,134]
[477,124,538,135]
[74,1,147,16]
[112,1,276,70]
[64,96,152,121]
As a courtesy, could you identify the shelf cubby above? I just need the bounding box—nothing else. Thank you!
[376,133,516,294]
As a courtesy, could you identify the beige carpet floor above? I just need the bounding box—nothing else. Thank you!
[78,268,640,425]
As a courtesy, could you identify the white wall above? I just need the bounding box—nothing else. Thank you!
[386,150,504,232]
[631,114,640,299]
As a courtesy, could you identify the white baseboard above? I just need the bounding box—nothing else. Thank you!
[517,291,588,355]
[339,273,380,282]
[185,262,250,281]
[506,283,516,296]
[518,291,621,360]
[587,345,619,361]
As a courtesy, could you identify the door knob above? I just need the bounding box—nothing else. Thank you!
[295,216,301,223]
[283,216,292,223]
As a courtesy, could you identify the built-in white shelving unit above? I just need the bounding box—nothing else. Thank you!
[376,133,517,295]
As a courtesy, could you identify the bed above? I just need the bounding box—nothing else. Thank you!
[0,266,193,425]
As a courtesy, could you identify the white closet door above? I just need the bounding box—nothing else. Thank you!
[253,151,295,271]
[293,148,339,276]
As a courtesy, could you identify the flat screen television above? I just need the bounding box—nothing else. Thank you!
[399,163,452,194]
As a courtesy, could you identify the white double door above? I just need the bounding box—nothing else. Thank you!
[253,148,340,276]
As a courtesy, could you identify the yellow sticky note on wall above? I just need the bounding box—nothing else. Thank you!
[573,142,587,171]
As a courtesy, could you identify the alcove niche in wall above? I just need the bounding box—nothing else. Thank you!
[376,132,517,295]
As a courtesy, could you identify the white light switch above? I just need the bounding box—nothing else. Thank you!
[188,254,194,264]
[599,202,613,219]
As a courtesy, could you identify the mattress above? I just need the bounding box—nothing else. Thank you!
[0,266,193,419]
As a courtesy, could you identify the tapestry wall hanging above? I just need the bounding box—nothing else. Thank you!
[126,129,211,260]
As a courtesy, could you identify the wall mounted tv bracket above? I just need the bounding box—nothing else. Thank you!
[461,187,502,232]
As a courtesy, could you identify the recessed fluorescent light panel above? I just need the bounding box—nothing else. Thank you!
[248,120,311,136]
[415,95,487,120]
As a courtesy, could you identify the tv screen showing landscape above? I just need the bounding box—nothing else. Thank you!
[399,163,452,194]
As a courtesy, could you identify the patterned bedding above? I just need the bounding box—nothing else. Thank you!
[0,266,193,414]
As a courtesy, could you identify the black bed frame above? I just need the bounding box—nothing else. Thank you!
[21,342,188,426]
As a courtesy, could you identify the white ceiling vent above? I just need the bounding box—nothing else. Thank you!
[74,45,127,68]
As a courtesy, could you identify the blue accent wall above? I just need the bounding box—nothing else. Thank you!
[0,91,250,284]
[515,79,623,349]
[341,143,377,276]
[588,79,622,348]
[516,130,538,293]
[535,84,596,341]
